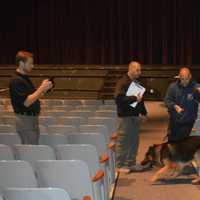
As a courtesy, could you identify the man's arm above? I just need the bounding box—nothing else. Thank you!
[24,79,53,107]
[164,84,177,110]
[164,83,184,113]
[114,79,140,105]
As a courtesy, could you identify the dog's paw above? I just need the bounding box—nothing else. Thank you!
[149,176,158,183]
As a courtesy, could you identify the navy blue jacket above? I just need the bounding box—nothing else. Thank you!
[164,80,200,124]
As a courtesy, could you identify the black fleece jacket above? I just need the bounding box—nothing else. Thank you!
[114,74,147,117]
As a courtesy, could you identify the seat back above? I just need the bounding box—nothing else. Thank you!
[88,117,116,135]
[56,144,99,177]
[79,125,109,142]
[68,134,107,157]
[0,134,21,145]
[3,188,71,200]
[0,161,38,193]
[14,145,56,166]
[0,144,15,160]
[39,134,68,147]
[35,160,94,200]
[47,125,77,135]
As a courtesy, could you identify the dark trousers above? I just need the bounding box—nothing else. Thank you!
[15,114,40,144]
[167,117,195,142]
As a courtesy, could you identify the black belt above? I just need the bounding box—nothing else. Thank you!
[15,111,39,116]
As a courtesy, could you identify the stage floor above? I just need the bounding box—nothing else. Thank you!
[114,101,200,200]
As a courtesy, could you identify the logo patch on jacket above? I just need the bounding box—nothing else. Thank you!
[187,93,194,101]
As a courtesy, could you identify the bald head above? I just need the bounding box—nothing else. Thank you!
[128,61,141,80]
[178,67,192,87]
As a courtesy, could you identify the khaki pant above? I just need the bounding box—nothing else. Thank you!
[15,114,40,144]
[115,116,140,167]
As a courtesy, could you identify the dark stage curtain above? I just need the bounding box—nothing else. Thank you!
[0,0,200,65]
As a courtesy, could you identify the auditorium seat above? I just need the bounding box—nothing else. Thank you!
[39,125,48,134]
[3,188,71,200]
[39,116,56,126]
[79,124,109,143]
[0,144,15,160]
[0,160,38,194]
[0,125,16,133]
[75,105,98,111]
[1,116,15,125]
[43,99,64,106]
[56,116,87,129]
[63,100,82,106]
[39,134,68,147]
[95,110,117,118]
[14,145,56,166]
[35,160,102,200]
[47,125,78,135]
[0,134,21,145]
[80,99,103,106]
[88,117,117,136]
[68,133,107,157]
[40,111,67,117]
[67,133,115,183]
[56,144,109,200]
[68,110,93,118]
[103,100,115,105]
[46,105,73,111]
[98,105,116,111]
[1,111,15,116]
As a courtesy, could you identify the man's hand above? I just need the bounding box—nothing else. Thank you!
[174,105,184,113]
[195,87,200,93]
[39,79,53,93]
[140,115,148,123]
[136,93,143,102]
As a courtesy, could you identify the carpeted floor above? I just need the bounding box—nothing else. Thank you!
[114,101,200,200]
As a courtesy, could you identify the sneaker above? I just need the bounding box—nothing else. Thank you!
[116,167,130,173]
[129,163,144,172]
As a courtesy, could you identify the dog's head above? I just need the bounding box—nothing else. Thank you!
[141,144,164,167]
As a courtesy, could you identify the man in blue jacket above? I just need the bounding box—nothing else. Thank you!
[164,67,200,142]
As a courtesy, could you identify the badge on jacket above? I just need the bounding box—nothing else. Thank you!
[187,93,194,101]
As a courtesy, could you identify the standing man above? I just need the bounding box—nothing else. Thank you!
[9,50,53,144]
[114,61,148,173]
[164,67,200,142]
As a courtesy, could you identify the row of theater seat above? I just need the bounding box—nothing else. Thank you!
[1,188,71,200]
[0,115,117,135]
[0,142,117,200]
[0,99,118,200]
[0,160,104,200]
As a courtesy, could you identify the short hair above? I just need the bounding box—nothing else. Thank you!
[16,51,33,65]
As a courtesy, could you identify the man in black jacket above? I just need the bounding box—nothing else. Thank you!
[114,61,148,173]
[164,67,200,142]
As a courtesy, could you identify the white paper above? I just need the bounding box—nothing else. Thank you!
[126,81,146,108]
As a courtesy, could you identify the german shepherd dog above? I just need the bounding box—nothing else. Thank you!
[141,136,200,184]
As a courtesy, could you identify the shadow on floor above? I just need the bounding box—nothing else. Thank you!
[152,177,194,185]
[117,177,136,187]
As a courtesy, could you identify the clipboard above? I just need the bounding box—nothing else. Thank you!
[126,81,146,108]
